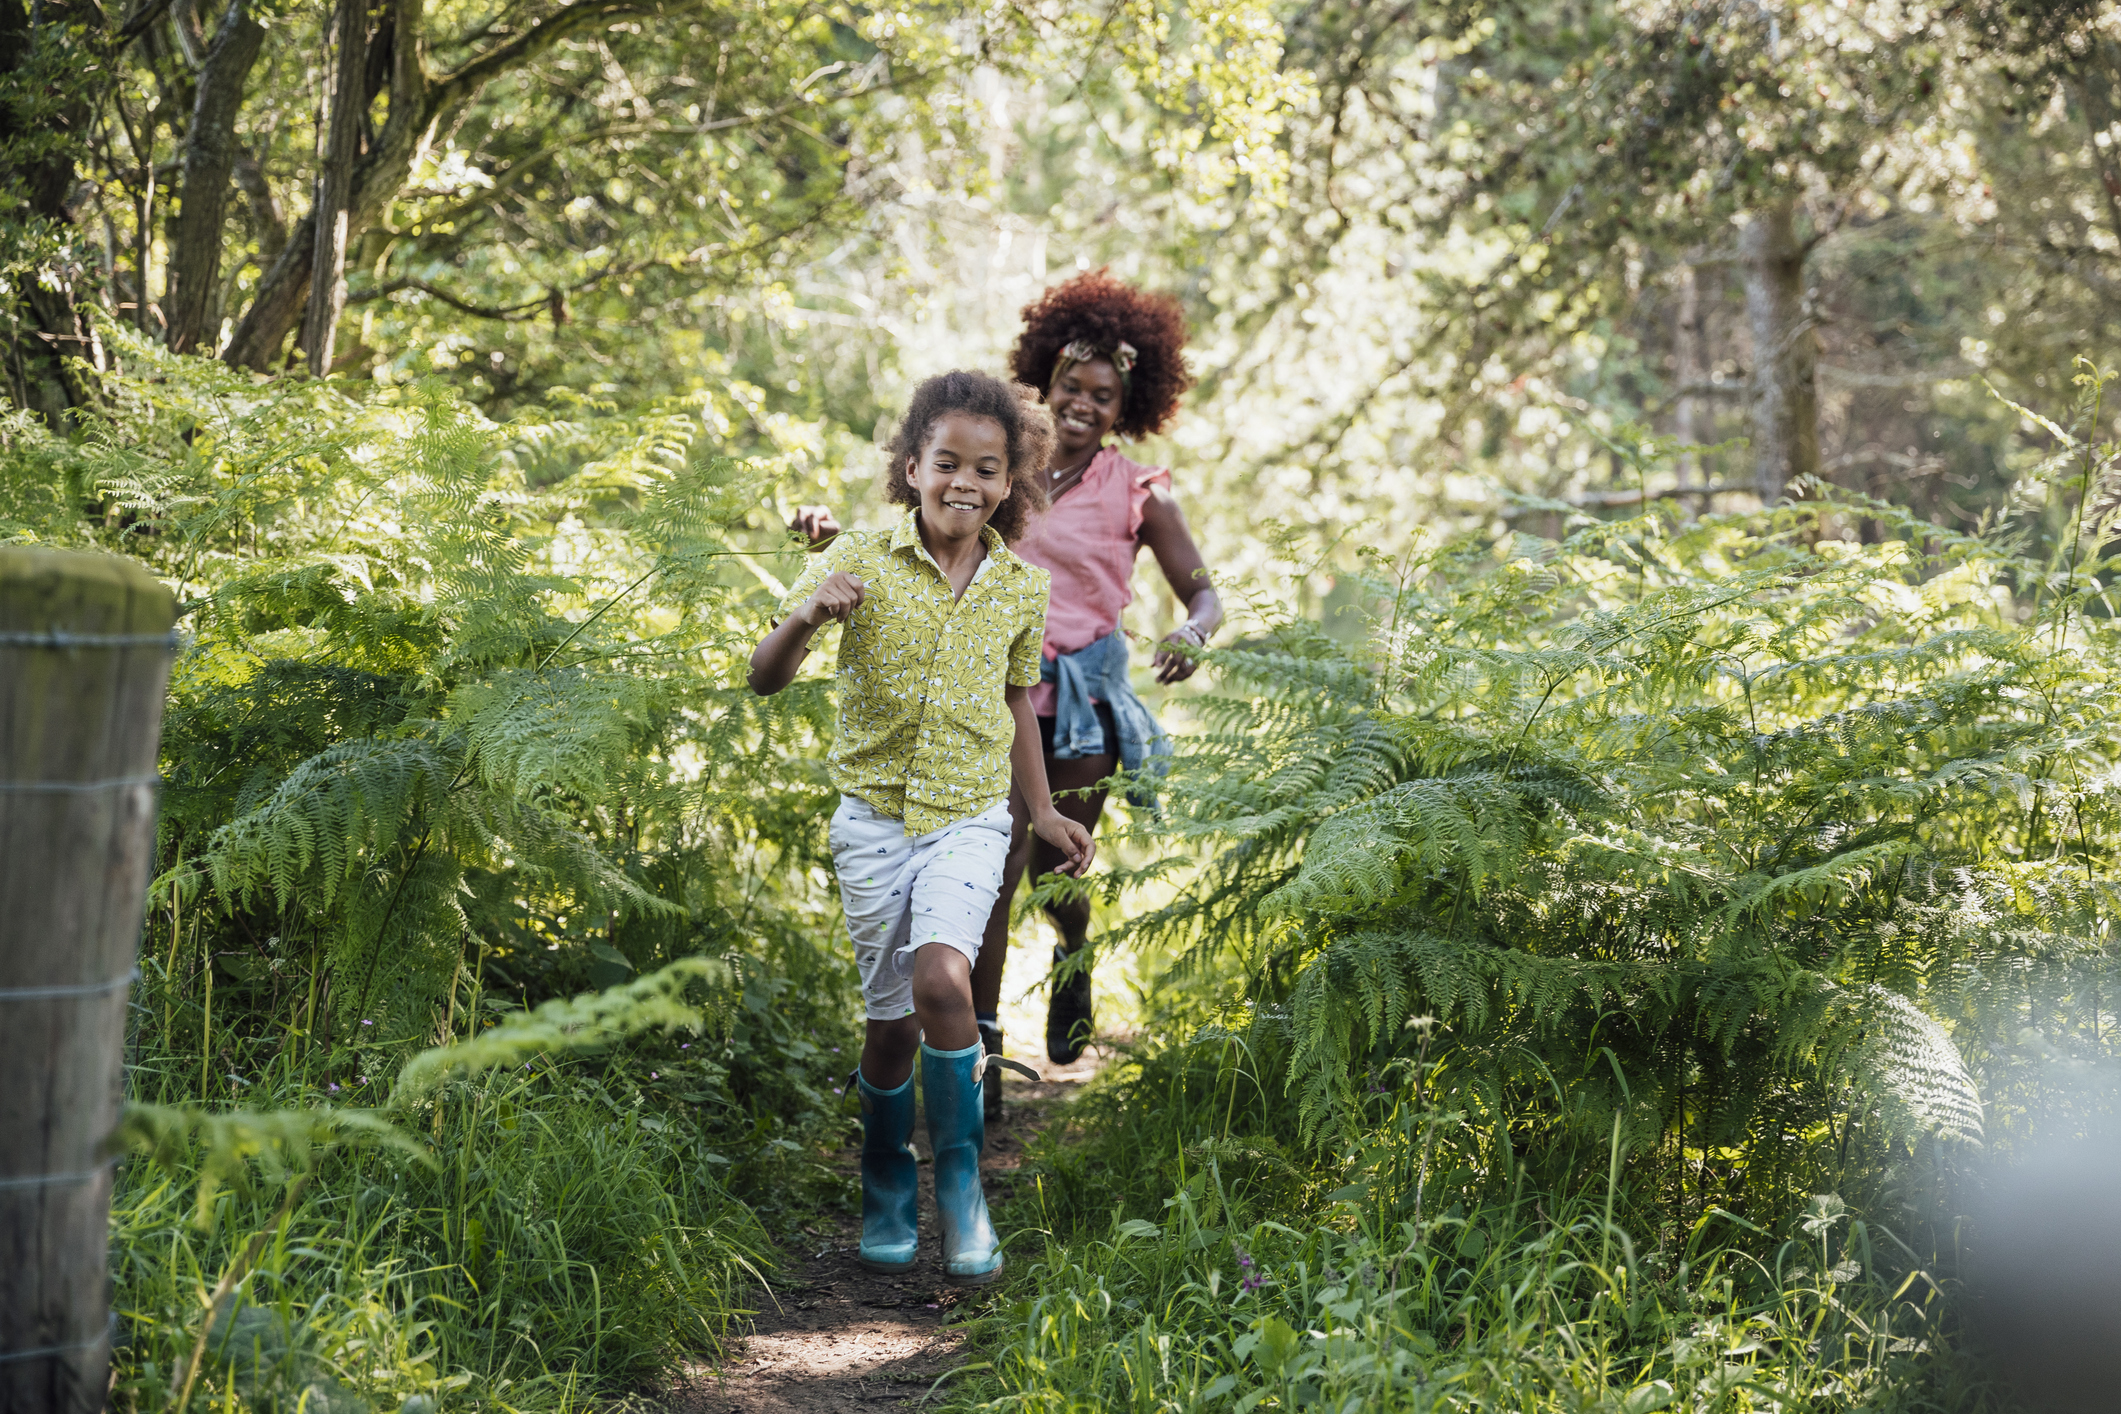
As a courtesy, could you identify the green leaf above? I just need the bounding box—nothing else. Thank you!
[1621,1380,1674,1414]
[1250,1316,1300,1374]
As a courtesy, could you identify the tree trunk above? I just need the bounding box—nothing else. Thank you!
[218,0,651,374]
[1673,262,1703,490]
[232,154,288,266]
[0,548,176,1414]
[166,0,266,355]
[227,0,424,374]
[214,0,671,375]
[2076,44,2121,258]
[3,0,100,425]
[349,0,433,234]
[222,210,316,370]
[302,0,368,376]
[1740,198,1818,504]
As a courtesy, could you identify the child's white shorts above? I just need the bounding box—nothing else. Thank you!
[829,795,1013,1021]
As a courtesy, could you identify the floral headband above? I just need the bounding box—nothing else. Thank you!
[1051,338,1138,398]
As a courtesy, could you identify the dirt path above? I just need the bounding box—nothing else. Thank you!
[671,1051,1099,1414]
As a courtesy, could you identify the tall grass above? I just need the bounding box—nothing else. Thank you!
[959,1030,2006,1413]
[111,1060,771,1414]
[111,921,861,1413]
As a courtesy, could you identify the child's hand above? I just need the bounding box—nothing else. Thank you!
[801,571,865,626]
[1033,812,1096,877]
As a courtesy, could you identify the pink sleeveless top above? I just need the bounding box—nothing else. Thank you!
[1012,447,1171,716]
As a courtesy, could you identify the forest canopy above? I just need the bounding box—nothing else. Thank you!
[9,0,2120,550]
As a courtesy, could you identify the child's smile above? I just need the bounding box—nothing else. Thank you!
[907,412,1011,543]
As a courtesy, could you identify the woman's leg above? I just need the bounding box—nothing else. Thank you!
[971,786,1038,1119]
[972,733,1119,1072]
[969,789,1032,1022]
[1035,751,1113,946]
[1039,750,1113,1062]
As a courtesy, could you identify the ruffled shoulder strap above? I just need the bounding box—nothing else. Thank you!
[1098,447,1172,539]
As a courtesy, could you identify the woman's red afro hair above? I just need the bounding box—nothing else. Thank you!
[1009,269,1194,439]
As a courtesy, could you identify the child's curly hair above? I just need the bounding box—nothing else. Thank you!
[882,371,1055,544]
[1009,269,1194,439]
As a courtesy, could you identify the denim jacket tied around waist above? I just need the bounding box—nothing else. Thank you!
[1037,629,1172,809]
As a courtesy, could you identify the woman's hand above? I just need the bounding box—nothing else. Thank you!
[1139,488,1220,683]
[1032,810,1097,877]
[800,571,865,626]
[1151,622,1209,684]
[790,505,841,544]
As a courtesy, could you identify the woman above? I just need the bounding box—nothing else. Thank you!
[796,270,1222,1115]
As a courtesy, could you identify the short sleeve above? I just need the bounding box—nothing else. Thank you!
[1008,571,1050,687]
[1126,461,1173,540]
[776,539,842,622]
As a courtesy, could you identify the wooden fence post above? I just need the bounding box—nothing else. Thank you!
[0,548,176,1414]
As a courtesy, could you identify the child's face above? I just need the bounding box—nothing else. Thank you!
[906,412,1011,537]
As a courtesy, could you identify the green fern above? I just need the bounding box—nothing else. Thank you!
[1122,441,2119,1219]
[391,956,729,1102]
[31,334,854,1062]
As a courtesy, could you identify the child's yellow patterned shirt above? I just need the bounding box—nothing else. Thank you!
[780,511,1049,835]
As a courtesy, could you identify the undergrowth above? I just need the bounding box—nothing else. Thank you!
[958,375,2121,1411]
[0,334,870,1412]
[7,320,2115,1412]
[110,951,863,1414]
[113,1063,766,1413]
[960,1025,2005,1412]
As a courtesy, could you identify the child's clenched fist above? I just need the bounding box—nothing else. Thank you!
[801,571,866,626]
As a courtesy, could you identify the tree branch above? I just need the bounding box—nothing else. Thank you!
[346,276,552,320]
[426,0,654,117]
[402,92,887,232]
[108,0,176,46]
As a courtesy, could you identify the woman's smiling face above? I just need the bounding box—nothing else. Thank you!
[906,411,1011,539]
[1048,357,1123,464]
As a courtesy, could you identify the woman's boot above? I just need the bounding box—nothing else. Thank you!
[979,1018,1005,1122]
[856,1068,919,1273]
[922,1040,1003,1283]
[1046,942,1094,1064]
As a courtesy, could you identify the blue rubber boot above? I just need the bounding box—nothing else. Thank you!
[857,1068,919,1273]
[922,1040,1003,1284]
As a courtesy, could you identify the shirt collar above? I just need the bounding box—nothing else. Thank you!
[890,508,1018,574]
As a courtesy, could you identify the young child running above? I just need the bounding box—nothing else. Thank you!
[748,371,1096,1283]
